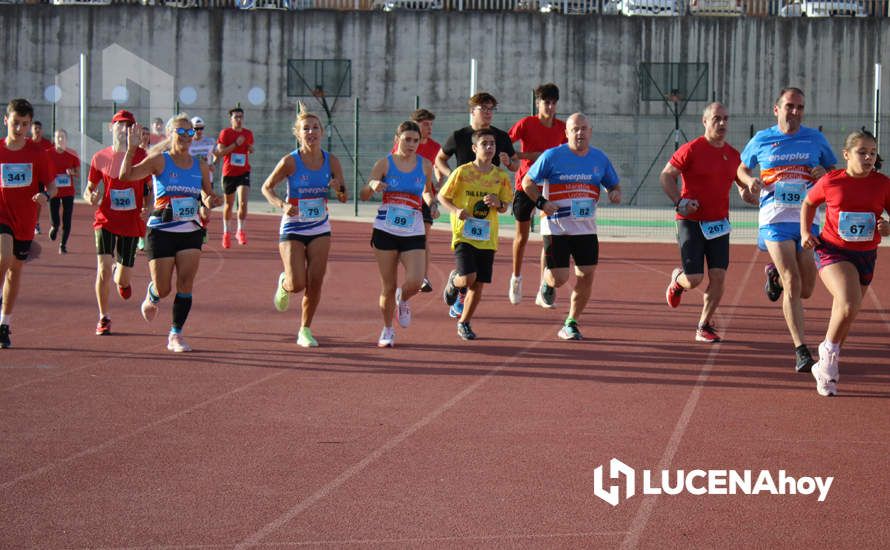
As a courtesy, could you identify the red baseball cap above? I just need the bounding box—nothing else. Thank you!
[111,110,136,125]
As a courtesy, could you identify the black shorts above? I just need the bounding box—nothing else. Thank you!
[223,173,250,195]
[677,219,730,274]
[421,201,433,225]
[815,241,878,286]
[512,189,537,223]
[371,228,426,252]
[144,228,204,260]
[454,242,495,284]
[543,234,599,269]
[0,224,31,261]
[280,231,331,245]
[95,228,139,268]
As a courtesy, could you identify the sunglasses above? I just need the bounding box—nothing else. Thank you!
[175,128,196,137]
[194,127,205,131]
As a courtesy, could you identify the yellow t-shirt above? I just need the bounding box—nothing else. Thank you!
[440,162,513,251]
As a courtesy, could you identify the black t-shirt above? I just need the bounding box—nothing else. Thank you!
[442,125,516,167]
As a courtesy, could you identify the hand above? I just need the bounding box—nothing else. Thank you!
[748,178,763,194]
[676,198,700,216]
[84,188,100,206]
[32,192,48,206]
[283,202,298,216]
[369,179,386,193]
[140,206,149,220]
[738,186,758,206]
[541,200,558,216]
[498,152,511,167]
[878,217,890,237]
[430,203,440,220]
[457,209,469,221]
[483,193,501,209]
[209,194,223,208]
[126,124,142,151]
[810,166,827,180]
[608,188,622,205]
[801,231,820,249]
[335,189,347,203]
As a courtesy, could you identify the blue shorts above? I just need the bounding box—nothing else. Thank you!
[758,222,819,252]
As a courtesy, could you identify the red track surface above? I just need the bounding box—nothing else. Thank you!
[2,208,889,548]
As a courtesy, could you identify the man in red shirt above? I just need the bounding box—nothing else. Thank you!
[30,120,53,235]
[0,98,56,348]
[216,107,254,248]
[84,110,151,336]
[507,83,567,305]
[47,128,80,253]
[661,102,755,343]
[148,117,165,146]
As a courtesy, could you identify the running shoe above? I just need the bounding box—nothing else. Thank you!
[695,323,721,343]
[764,263,783,302]
[236,229,248,245]
[508,274,522,305]
[420,277,433,293]
[141,296,158,323]
[817,341,840,390]
[167,332,192,353]
[34,223,41,235]
[297,326,318,348]
[457,321,476,340]
[535,281,556,309]
[118,285,132,300]
[49,226,58,241]
[666,267,684,308]
[449,292,465,319]
[59,244,67,254]
[443,269,459,306]
[222,232,231,249]
[794,345,815,373]
[558,320,582,340]
[377,326,395,348]
[396,288,411,328]
[273,272,290,312]
[95,317,111,336]
[0,324,10,349]
[137,237,145,251]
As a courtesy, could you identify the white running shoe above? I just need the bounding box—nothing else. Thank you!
[141,296,158,322]
[274,272,290,312]
[377,326,395,348]
[813,342,840,396]
[167,332,192,353]
[508,274,522,305]
[395,288,411,328]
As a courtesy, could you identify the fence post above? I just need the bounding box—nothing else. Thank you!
[353,96,360,217]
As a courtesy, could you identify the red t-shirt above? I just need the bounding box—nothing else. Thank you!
[668,136,741,222]
[508,116,567,190]
[0,140,54,240]
[48,148,80,198]
[807,169,890,251]
[149,133,165,146]
[218,128,254,177]
[88,146,150,237]
[32,137,54,151]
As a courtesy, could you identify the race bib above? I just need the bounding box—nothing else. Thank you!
[231,153,247,167]
[171,196,199,222]
[1,163,32,188]
[838,211,875,242]
[298,197,325,221]
[110,188,136,211]
[571,198,595,219]
[774,181,806,208]
[55,174,72,188]
[700,218,731,240]
[384,204,416,232]
[462,217,491,241]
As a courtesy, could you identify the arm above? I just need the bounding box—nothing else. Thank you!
[435,149,453,181]
[421,159,439,218]
[328,154,347,203]
[261,155,297,216]
[800,199,820,249]
[359,158,388,202]
[736,162,763,194]
[437,178,468,221]
[498,152,519,172]
[520,174,557,216]
[199,161,222,208]
[119,126,163,181]
[659,162,697,214]
[83,179,101,205]
[606,184,622,205]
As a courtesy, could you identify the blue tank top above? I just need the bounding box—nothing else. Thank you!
[148,152,203,232]
[373,154,427,237]
[280,150,332,236]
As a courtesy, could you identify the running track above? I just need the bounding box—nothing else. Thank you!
[2,208,889,548]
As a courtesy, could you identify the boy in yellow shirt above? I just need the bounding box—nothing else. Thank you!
[438,128,513,340]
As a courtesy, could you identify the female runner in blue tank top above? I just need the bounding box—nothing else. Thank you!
[119,114,222,353]
[360,121,436,348]
[261,107,346,348]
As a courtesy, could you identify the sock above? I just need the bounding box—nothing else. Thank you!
[99,313,109,321]
[223,219,229,234]
[565,317,576,326]
[172,292,193,332]
[147,281,160,304]
[237,219,244,231]
[0,314,11,326]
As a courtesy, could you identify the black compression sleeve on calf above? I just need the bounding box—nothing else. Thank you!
[172,293,193,331]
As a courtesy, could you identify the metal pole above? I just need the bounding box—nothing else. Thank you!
[52,103,56,135]
[80,52,87,194]
[874,63,881,145]
[353,96,360,217]
[414,95,420,110]
[469,58,477,125]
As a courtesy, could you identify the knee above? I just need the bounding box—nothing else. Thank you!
[463,273,478,287]
[289,273,307,293]
[685,273,705,288]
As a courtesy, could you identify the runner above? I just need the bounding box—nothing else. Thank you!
[521,113,621,340]
[48,128,79,254]
[801,130,890,396]
[438,128,513,340]
[189,116,216,241]
[661,102,754,342]
[30,120,53,235]
[391,109,441,293]
[119,113,222,352]
[0,98,56,349]
[262,106,346,348]
[84,110,151,336]
[507,83,566,305]
[364,120,436,347]
[737,87,837,372]
[148,117,165,146]
[216,107,254,248]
